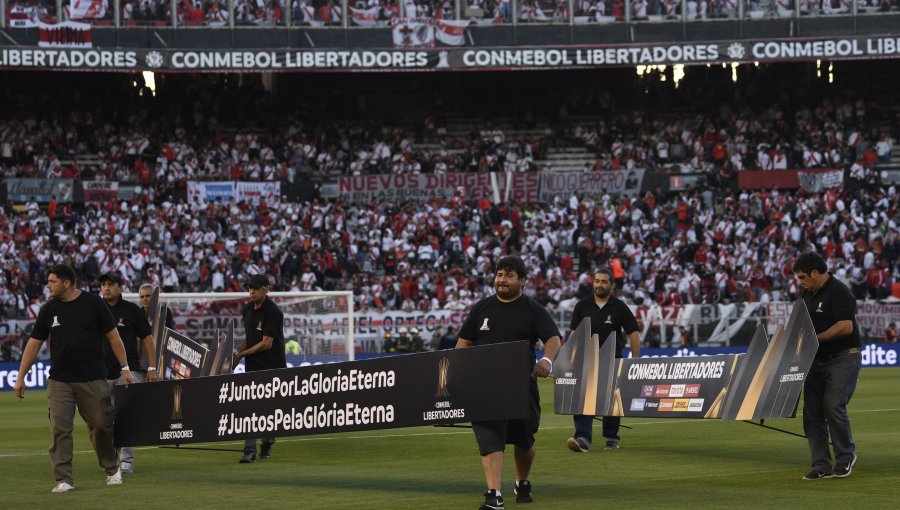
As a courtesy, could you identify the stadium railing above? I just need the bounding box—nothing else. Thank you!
[3,0,897,29]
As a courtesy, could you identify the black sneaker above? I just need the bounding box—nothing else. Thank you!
[833,455,857,478]
[515,480,533,503]
[239,451,256,464]
[260,443,273,460]
[604,440,620,450]
[802,469,833,480]
[479,489,504,510]
[567,437,589,453]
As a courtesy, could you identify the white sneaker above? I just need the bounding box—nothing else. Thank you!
[120,462,133,474]
[51,481,75,493]
[106,469,122,486]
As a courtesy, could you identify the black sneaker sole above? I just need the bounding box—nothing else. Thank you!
[833,455,857,478]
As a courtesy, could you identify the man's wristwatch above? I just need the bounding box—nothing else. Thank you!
[121,366,130,372]
[147,367,157,372]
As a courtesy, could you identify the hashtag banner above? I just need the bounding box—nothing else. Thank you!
[113,341,530,447]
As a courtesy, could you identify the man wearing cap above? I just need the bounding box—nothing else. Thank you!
[233,274,286,463]
[100,272,156,475]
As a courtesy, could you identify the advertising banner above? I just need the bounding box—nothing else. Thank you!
[5,178,75,203]
[83,180,119,203]
[2,36,899,72]
[554,301,819,420]
[539,169,644,201]
[159,328,208,381]
[114,341,530,446]
[338,172,540,203]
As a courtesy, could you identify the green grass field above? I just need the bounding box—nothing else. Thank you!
[2,368,898,509]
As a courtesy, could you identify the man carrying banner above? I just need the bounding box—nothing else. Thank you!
[13,264,134,493]
[566,267,640,452]
[456,256,561,510]
[233,273,286,463]
[100,272,155,474]
[793,252,861,480]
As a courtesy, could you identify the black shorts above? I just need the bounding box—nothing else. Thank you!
[472,380,541,455]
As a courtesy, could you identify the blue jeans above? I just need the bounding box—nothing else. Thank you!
[572,414,620,447]
[803,351,861,472]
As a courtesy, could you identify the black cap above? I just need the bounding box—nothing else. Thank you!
[246,274,270,289]
[99,272,123,285]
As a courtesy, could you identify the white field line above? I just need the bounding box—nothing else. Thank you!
[2,407,899,460]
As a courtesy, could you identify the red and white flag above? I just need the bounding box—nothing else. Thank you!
[435,19,469,46]
[7,5,40,28]
[349,7,380,26]
[38,21,93,48]
[391,18,434,49]
[65,0,108,20]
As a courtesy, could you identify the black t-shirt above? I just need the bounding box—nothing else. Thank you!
[103,297,153,379]
[458,294,561,372]
[242,298,287,372]
[569,295,639,358]
[800,273,861,359]
[31,290,118,382]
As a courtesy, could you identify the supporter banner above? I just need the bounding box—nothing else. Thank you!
[338,172,540,203]
[159,328,208,381]
[738,168,840,190]
[391,18,435,49]
[349,7,381,27]
[82,180,118,203]
[539,169,644,201]
[798,169,843,193]
[64,0,108,20]
[236,181,281,205]
[2,36,899,72]
[7,6,40,28]
[554,301,819,420]
[186,181,235,203]
[38,21,93,48]
[5,178,75,203]
[435,19,470,46]
[176,308,468,354]
[113,341,530,446]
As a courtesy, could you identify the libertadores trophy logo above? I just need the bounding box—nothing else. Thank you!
[170,384,183,421]
[435,357,451,398]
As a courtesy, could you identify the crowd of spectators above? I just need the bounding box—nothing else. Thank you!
[1,67,898,338]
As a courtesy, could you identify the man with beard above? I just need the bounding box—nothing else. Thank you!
[456,256,561,510]
[14,264,134,493]
[566,267,640,453]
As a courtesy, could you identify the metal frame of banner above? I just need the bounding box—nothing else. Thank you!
[593,416,633,430]
[159,445,243,452]
[741,419,832,446]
